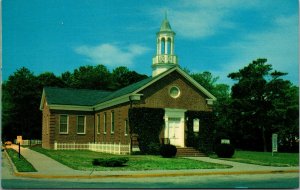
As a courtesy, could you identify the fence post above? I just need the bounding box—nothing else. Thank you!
[128,143,131,155]
[119,142,121,155]
[110,143,113,154]
[54,141,57,150]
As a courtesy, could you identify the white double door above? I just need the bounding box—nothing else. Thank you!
[168,118,182,146]
[164,108,186,147]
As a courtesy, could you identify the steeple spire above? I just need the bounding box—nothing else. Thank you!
[152,14,178,77]
[165,10,167,20]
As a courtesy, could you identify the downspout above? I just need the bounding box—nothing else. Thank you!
[93,108,96,143]
[129,96,133,154]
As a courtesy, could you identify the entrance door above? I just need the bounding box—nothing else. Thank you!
[168,118,181,146]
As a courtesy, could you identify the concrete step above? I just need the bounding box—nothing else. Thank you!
[176,147,207,157]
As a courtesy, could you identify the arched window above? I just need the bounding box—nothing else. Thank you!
[166,38,171,54]
[161,38,165,54]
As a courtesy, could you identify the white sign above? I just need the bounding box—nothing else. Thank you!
[17,136,23,144]
[193,119,199,132]
[272,134,278,153]
[221,139,230,144]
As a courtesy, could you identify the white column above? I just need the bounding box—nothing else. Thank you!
[171,38,174,55]
[164,38,168,54]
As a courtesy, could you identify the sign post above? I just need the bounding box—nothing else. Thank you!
[17,136,22,159]
[18,143,21,159]
[272,133,278,156]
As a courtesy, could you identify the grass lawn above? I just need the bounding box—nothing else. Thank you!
[6,148,37,172]
[30,146,231,171]
[211,151,299,167]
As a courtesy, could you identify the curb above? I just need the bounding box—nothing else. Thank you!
[4,150,19,174]
[4,149,299,179]
[13,169,299,179]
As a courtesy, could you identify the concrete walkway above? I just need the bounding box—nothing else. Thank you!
[6,145,299,179]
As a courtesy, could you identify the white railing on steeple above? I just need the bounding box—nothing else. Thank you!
[152,54,178,65]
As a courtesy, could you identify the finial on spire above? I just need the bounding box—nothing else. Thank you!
[164,10,168,20]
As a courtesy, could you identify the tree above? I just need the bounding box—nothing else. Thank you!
[3,67,41,140]
[190,71,219,94]
[71,65,112,90]
[189,71,231,149]
[37,72,64,88]
[111,66,148,90]
[228,58,298,152]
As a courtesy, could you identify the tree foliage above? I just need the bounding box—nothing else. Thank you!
[2,65,148,141]
[228,58,298,152]
[128,107,164,154]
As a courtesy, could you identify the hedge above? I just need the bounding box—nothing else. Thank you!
[129,107,164,154]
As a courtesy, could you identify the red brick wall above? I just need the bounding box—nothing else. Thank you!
[43,70,213,148]
[95,104,131,145]
[51,110,95,144]
[136,71,212,112]
[42,101,51,149]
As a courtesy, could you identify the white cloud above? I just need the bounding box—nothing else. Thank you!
[74,43,150,67]
[213,14,299,85]
[158,0,260,39]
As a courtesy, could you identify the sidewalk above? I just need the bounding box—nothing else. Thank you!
[6,144,299,179]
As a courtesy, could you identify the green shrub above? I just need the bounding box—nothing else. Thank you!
[6,148,37,172]
[147,142,161,155]
[92,157,129,167]
[129,108,164,155]
[215,144,235,158]
[160,144,177,158]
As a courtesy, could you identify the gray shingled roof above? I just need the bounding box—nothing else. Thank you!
[44,76,154,106]
[44,87,111,106]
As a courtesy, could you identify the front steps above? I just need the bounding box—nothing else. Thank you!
[176,147,207,157]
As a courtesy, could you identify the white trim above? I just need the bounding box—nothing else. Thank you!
[103,112,107,134]
[59,114,69,134]
[111,111,115,134]
[76,115,86,134]
[124,119,128,136]
[94,95,130,111]
[176,68,217,101]
[97,114,100,134]
[44,66,216,112]
[169,86,181,98]
[39,89,46,110]
[48,105,93,111]
[164,108,186,147]
[133,66,217,101]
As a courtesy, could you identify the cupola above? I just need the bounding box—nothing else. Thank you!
[152,15,178,77]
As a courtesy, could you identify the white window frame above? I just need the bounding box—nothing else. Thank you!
[59,115,69,134]
[97,114,100,134]
[124,119,128,136]
[103,112,107,134]
[169,86,181,99]
[111,111,115,134]
[77,115,86,134]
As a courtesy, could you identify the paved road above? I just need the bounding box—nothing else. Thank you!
[2,174,299,188]
[2,150,299,189]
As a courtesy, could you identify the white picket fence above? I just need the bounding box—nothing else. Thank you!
[54,142,131,155]
[14,139,42,146]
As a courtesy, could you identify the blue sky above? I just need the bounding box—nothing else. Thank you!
[2,0,299,85]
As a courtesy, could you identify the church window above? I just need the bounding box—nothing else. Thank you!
[59,115,68,134]
[77,116,86,134]
[111,111,115,134]
[103,112,107,134]
[97,114,100,134]
[169,86,180,98]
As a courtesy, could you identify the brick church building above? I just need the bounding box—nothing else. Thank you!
[40,16,216,150]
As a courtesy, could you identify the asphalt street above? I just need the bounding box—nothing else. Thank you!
[2,173,299,189]
[1,152,299,189]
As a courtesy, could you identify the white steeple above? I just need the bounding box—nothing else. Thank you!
[152,14,178,77]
